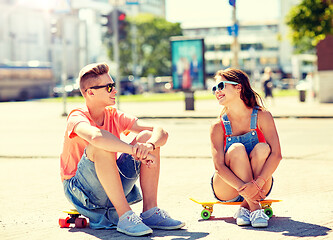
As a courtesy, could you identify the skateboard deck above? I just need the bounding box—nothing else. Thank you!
[59,209,88,228]
[190,198,282,220]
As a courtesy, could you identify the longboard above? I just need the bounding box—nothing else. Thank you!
[190,198,282,220]
[59,209,88,228]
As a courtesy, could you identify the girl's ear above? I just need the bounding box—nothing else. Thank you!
[235,84,242,92]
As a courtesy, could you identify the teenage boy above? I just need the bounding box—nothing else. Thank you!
[60,63,184,236]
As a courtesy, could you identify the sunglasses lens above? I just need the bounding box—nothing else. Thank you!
[212,86,216,94]
[217,82,225,91]
[107,83,114,93]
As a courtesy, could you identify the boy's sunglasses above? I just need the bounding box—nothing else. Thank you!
[85,82,116,93]
[212,81,239,94]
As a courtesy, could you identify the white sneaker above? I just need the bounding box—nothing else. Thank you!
[250,209,269,228]
[233,207,251,226]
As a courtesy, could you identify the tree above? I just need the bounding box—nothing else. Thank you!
[105,13,182,77]
[285,0,333,53]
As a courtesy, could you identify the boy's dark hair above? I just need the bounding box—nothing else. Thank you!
[79,63,109,94]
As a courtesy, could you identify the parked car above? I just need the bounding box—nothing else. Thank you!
[53,78,81,97]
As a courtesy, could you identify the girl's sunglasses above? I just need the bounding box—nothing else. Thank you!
[85,82,116,93]
[212,81,238,94]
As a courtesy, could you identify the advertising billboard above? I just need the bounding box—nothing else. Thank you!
[170,37,205,91]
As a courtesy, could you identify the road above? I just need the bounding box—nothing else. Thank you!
[0,100,333,239]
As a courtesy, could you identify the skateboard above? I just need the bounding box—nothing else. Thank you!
[59,209,88,228]
[190,198,282,220]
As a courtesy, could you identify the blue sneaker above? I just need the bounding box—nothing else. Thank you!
[140,207,185,230]
[234,207,251,226]
[250,209,269,227]
[117,210,153,236]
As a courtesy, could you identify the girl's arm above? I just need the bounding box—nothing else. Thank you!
[256,111,283,187]
[210,121,245,190]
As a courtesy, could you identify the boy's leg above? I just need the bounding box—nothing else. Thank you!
[84,144,153,235]
[133,131,185,230]
[86,144,131,217]
[130,131,159,212]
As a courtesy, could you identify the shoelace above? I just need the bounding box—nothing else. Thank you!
[250,209,269,222]
[128,213,143,224]
[233,207,250,219]
[156,209,170,219]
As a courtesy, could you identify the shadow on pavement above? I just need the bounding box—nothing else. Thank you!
[199,216,331,238]
[68,228,209,240]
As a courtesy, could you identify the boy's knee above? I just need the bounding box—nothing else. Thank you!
[86,144,115,162]
[135,130,152,143]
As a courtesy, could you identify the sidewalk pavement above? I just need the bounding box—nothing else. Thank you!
[1,97,333,239]
[118,95,333,119]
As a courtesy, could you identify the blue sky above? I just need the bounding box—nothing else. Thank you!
[165,0,280,27]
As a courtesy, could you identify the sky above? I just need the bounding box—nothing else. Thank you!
[165,0,280,27]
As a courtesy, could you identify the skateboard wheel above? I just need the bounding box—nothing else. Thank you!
[75,217,87,228]
[201,209,211,220]
[59,217,70,228]
[264,207,273,218]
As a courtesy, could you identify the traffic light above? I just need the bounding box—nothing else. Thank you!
[117,10,127,40]
[101,12,113,35]
[100,10,127,40]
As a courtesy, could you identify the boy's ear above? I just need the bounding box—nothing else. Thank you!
[86,89,94,96]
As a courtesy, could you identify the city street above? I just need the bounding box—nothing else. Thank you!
[1,100,333,239]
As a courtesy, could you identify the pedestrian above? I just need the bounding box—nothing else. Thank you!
[210,68,282,227]
[60,63,184,236]
[261,67,274,102]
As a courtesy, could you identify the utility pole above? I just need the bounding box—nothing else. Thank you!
[112,1,121,108]
[231,1,239,68]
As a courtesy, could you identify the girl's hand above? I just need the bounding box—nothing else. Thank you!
[238,182,262,203]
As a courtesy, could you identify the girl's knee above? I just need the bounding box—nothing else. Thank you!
[225,143,247,164]
[228,143,246,156]
[250,143,271,160]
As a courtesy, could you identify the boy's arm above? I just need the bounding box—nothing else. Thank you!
[129,119,169,149]
[74,121,135,155]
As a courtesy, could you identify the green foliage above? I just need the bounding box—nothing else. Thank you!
[106,14,182,77]
[286,0,333,53]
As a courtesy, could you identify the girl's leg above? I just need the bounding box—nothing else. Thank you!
[249,143,272,195]
[213,143,254,209]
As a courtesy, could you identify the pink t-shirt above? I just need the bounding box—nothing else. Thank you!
[60,106,137,181]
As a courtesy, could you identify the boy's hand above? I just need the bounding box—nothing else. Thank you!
[133,142,154,160]
[131,143,156,168]
[141,154,156,168]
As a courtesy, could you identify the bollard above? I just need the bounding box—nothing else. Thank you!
[184,91,195,111]
[299,90,306,102]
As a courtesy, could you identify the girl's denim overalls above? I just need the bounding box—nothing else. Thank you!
[223,107,260,155]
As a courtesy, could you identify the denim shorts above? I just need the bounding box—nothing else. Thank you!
[63,150,142,229]
[211,174,274,203]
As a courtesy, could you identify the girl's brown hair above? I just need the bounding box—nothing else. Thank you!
[214,68,265,111]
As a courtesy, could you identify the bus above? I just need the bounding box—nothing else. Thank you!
[0,63,54,101]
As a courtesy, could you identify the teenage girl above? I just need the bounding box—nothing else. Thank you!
[210,68,282,227]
